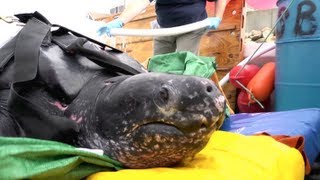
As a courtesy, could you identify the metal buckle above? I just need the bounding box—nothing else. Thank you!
[0,16,24,26]
[0,16,19,23]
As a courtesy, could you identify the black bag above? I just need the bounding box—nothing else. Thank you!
[0,12,146,141]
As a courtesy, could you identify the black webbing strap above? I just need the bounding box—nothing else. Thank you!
[51,25,146,75]
[52,36,143,75]
[14,17,51,83]
[8,15,79,140]
[13,11,145,76]
[0,11,50,74]
[52,24,120,53]
[14,11,51,25]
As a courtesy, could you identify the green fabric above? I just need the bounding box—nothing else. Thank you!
[147,51,216,78]
[0,137,122,180]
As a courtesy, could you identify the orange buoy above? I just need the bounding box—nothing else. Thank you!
[247,62,276,103]
[229,64,260,89]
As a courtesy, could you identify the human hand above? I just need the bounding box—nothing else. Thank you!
[207,17,221,30]
[97,19,124,36]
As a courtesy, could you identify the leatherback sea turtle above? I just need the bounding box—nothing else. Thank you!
[0,12,226,168]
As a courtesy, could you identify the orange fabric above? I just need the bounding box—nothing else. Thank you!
[256,132,311,174]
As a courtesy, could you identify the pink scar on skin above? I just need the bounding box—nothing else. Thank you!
[70,114,77,121]
[70,114,83,123]
[50,101,68,111]
[77,117,83,123]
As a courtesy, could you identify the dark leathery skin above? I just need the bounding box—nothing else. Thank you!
[0,26,225,168]
[0,71,225,168]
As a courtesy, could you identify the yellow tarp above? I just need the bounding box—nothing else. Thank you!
[88,131,305,180]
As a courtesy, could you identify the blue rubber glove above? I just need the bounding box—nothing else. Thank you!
[207,17,221,30]
[97,19,124,36]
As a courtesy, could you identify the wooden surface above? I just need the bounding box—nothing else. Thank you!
[101,0,246,110]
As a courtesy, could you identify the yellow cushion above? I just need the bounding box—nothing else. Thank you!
[88,131,305,180]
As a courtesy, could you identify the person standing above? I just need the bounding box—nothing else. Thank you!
[97,0,228,55]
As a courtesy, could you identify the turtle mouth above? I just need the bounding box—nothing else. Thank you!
[139,121,184,135]
[135,118,213,136]
[140,121,180,130]
[138,109,224,134]
[115,121,213,169]
[152,122,208,131]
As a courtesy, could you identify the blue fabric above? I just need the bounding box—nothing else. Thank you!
[151,0,207,28]
[221,108,320,164]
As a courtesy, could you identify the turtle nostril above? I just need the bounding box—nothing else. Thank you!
[200,123,207,129]
[200,116,209,128]
[206,86,213,93]
[159,87,169,102]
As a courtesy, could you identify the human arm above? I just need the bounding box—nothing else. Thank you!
[207,0,228,30]
[97,0,151,36]
[214,0,228,20]
[116,0,151,25]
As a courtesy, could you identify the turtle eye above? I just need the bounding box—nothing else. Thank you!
[159,86,169,103]
[206,85,213,93]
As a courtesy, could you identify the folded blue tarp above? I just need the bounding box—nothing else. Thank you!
[221,108,320,164]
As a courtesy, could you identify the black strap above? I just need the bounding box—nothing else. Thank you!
[52,36,144,75]
[15,11,119,52]
[52,24,120,53]
[14,11,51,25]
[8,14,79,140]
[14,11,145,76]
[14,17,51,83]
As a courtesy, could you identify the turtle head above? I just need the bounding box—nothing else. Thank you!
[92,73,226,168]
